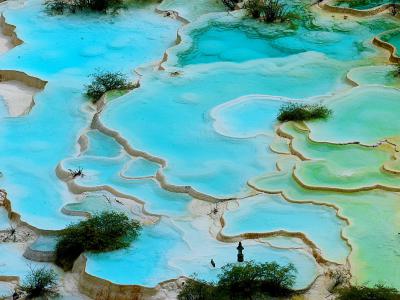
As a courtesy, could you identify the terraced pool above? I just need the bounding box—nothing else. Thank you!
[0,0,399,298]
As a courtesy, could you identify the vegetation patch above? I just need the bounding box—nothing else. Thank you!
[336,284,400,300]
[45,0,126,14]
[277,102,332,122]
[85,70,136,103]
[393,62,400,77]
[245,0,288,23]
[55,211,141,271]
[178,261,297,300]
[19,266,58,299]
[243,0,314,28]
[221,0,241,10]
[335,0,372,7]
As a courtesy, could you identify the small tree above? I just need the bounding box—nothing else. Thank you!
[178,278,219,300]
[245,0,264,18]
[45,0,125,14]
[393,62,400,77]
[218,261,296,299]
[55,211,141,270]
[390,1,398,16]
[337,284,400,300]
[85,70,134,103]
[245,0,288,22]
[221,0,240,10]
[45,0,68,14]
[261,0,287,23]
[277,102,332,122]
[178,261,297,300]
[19,266,58,299]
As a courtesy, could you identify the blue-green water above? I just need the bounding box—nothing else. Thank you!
[0,0,399,292]
[177,15,398,65]
[334,0,393,10]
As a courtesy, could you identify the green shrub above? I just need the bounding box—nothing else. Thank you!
[261,0,288,23]
[390,2,399,16]
[55,211,141,271]
[245,0,314,28]
[85,70,133,103]
[218,261,296,299]
[221,0,240,10]
[337,284,400,300]
[19,267,58,299]
[178,261,297,300]
[178,278,219,300]
[45,0,68,14]
[277,103,332,122]
[336,0,375,8]
[45,0,125,14]
[393,62,400,77]
[244,0,264,18]
[245,0,288,23]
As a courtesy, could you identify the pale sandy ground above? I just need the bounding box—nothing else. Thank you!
[0,81,38,117]
[0,23,38,118]
[0,29,13,56]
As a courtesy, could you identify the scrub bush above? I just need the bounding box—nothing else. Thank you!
[336,0,371,7]
[390,1,399,16]
[393,62,400,77]
[245,0,288,22]
[55,211,141,271]
[261,0,288,23]
[245,0,313,28]
[45,0,125,14]
[178,279,219,300]
[178,261,297,300]
[336,284,400,300]
[245,0,264,18]
[45,0,68,14]
[85,71,134,103]
[218,261,297,299]
[277,103,332,122]
[19,267,58,299]
[221,0,240,10]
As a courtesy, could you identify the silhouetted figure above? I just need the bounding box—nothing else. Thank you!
[211,259,216,268]
[237,241,244,262]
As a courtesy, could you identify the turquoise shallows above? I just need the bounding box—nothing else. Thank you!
[0,207,10,230]
[0,282,14,298]
[0,0,181,229]
[158,0,225,22]
[308,86,400,145]
[30,235,58,252]
[222,194,349,264]
[101,52,348,198]
[251,171,400,289]
[84,130,122,158]
[62,155,191,216]
[279,122,400,191]
[0,1,181,78]
[347,65,400,88]
[381,28,400,56]
[121,158,160,179]
[1,0,400,291]
[333,0,393,10]
[211,95,290,138]
[63,194,125,215]
[177,13,399,65]
[0,243,57,277]
[85,217,318,289]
